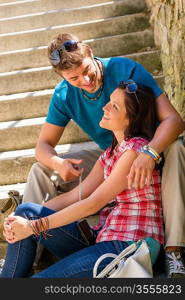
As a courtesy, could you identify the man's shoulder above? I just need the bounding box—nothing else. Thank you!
[101,56,136,68]
[53,80,73,102]
[55,80,69,93]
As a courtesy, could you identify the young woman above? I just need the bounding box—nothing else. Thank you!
[1,80,164,278]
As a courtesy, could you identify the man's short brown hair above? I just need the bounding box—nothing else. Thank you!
[48,33,92,71]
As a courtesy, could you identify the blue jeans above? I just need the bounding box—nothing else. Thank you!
[0,203,129,278]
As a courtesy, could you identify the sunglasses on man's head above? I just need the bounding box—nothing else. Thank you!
[61,40,78,52]
[119,80,139,104]
[50,40,78,66]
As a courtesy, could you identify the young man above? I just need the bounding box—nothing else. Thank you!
[22,33,185,277]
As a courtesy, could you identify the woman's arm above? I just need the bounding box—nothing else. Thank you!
[43,159,104,211]
[7,149,138,242]
[40,149,138,229]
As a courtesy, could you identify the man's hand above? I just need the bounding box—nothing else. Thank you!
[54,158,84,181]
[3,214,33,243]
[127,153,155,189]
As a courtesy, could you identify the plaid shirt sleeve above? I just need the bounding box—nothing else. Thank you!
[119,137,148,154]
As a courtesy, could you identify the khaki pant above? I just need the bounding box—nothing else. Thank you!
[162,135,185,247]
[23,138,185,247]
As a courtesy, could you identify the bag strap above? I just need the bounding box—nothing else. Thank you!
[8,190,22,206]
[1,190,22,213]
[93,242,137,278]
[93,253,117,278]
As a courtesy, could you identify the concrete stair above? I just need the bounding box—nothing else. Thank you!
[0,0,163,251]
[0,14,151,72]
[0,141,98,186]
[0,0,114,18]
[0,14,151,53]
[0,30,155,95]
[0,1,147,34]
[0,118,90,152]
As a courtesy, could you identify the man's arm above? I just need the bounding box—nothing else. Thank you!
[127,93,185,189]
[149,94,185,152]
[35,122,83,181]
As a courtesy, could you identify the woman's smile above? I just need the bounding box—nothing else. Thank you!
[102,114,110,120]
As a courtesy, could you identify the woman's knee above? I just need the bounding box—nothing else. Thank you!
[15,202,39,218]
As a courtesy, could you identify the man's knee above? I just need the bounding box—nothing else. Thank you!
[29,162,48,175]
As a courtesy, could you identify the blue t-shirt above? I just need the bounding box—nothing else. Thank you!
[46,57,163,150]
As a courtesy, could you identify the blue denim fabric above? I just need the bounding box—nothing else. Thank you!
[0,203,129,278]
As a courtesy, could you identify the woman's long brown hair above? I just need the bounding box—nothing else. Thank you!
[110,83,158,155]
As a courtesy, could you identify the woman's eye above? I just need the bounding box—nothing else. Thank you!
[113,104,118,110]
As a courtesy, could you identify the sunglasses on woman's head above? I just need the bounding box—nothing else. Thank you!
[50,40,78,66]
[119,80,139,104]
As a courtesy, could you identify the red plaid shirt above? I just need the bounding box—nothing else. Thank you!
[92,137,164,245]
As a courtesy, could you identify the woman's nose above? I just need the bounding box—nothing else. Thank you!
[103,103,110,112]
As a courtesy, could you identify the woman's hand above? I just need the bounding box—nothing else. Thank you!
[127,153,155,189]
[3,214,33,243]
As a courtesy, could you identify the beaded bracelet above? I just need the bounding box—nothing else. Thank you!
[140,145,162,164]
[27,219,40,237]
[27,216,51,239]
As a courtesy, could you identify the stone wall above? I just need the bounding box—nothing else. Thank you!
[146,0,185,119]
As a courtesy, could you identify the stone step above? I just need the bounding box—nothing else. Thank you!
[0,118,90,152]
[0,141,97,186]
[0,13,150,52]
[0,0,147,34]
[0,32,160,73]
[0,50,162,122]
[0,182,26,201]
[0,0,33,3]
[0,89,53,122]
[0,0,18,2]
[0,66,58,96]
[0,0,114,18]
[125,50,162,76]
[0,30,154,96]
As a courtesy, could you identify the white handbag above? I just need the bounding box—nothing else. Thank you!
[93,240,153,278]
